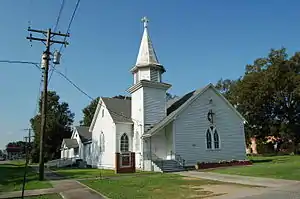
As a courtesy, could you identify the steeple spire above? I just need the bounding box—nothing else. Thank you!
[135,16,159,66]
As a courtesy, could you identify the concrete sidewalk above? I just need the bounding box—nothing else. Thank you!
[178,171,300,188]
[0,166,107,199]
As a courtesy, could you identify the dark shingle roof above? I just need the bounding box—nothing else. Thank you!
[167,90,196,115]
[63,139,78,148]
[75,126,91,142]
[102,97,132,123]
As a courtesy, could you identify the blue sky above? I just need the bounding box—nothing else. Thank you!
[0,0,300,149]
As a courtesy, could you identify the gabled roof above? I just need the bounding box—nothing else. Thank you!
[62,139,78,148]
[166,96,181,109]
[102,97,132,123]
[144,83,246,137]
[89,97,133,132]
[74,126,91,143]
[167,90,198,115]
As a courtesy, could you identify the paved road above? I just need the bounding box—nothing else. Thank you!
[179,171,300,199]
[240,187,300,199]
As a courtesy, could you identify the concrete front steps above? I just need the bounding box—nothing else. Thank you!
[153,159,186,173]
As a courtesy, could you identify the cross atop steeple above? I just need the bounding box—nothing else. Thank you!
[135,16,160,66]
[141,16,149,28]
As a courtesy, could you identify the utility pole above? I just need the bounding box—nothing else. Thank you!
[21,128,34,199]
[26,28,69,181]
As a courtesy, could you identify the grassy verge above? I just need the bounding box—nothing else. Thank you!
[211,155,300,180]
[52,168,154,179]
[0,161,52,192]
[23,194,62,199]
[81,174,226,199]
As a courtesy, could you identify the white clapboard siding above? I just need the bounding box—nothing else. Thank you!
[174,87,246,166]
[91,100,116,169]
[143,87,166,126]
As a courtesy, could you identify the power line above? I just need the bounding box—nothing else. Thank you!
[49,0,81,83]
[52,68,142,124]
[53,0,65,32]
[1,59,141,125]
[60,0,81,52]
[54,68,94,100]
[0,60,40,70]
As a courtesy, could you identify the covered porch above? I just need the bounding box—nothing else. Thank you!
[142,121,184,163]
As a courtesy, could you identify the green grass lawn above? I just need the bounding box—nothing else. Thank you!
[23,194,62,199]
[211,155,300,180]
[82,173,225,199]
[52,168,154,179]
[0,161,52,192]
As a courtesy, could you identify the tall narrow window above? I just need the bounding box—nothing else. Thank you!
[102,109,104,117]
[213,130,220,149]
[100,132,105,152]
[120,133,129,152]
[206,129,212,149]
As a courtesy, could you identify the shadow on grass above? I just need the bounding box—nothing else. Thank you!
[49,167,157,181]
[0,163,38,191]
[250,159,273,163]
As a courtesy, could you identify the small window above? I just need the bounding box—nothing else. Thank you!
[120,133,129,152]
[206,129,212,149]
[102,109,104,117]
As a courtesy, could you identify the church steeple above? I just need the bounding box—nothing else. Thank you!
[130,17,166,84]
[128,17,171,136]
[135,17,160,66]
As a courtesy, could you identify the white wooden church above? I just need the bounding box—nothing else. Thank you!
[60,17,247,172]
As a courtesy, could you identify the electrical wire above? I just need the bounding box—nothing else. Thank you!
[49,0,81,83]
[59,0,81,52]
[52,67,142,124]
[48,0,66,83]
[0,59,141,126]
[0,60,40,70]
[53,0,65,33]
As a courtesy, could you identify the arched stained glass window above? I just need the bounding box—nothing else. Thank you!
[206,129,212,149]
[120,133,129,152]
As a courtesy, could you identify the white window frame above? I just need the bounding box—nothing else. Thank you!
[120,133,129,152]
[120,152,131,167]
[206,126,221,150]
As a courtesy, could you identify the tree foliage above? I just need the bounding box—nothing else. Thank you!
[80,97,100,127]
[30,91,74,162]
[216,48,300,151]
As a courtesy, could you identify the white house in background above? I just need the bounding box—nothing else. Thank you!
[61,126,92,165]
[88,17,247,172]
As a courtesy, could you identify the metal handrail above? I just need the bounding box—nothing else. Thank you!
[144,152,164,170]
[169,151,185,167]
